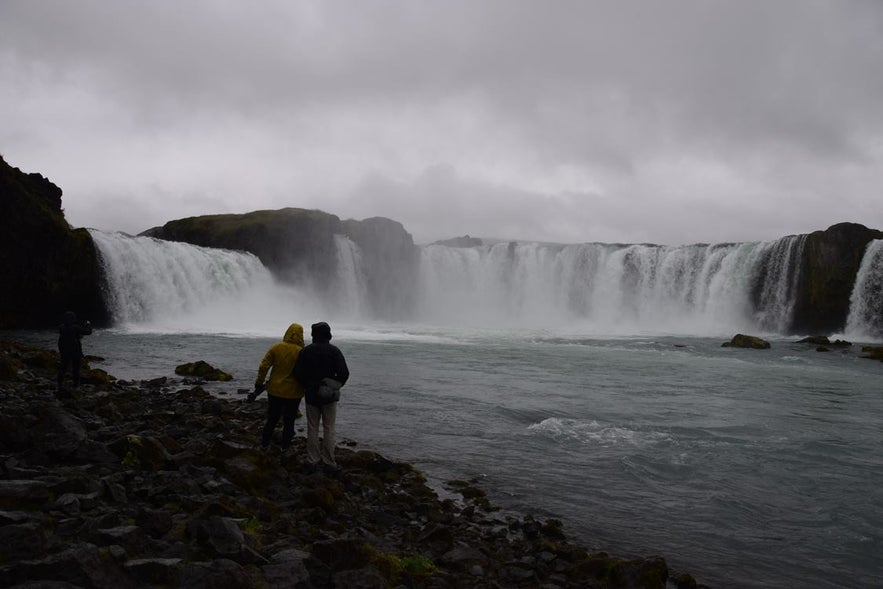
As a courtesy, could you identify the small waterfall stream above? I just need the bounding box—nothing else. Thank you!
[845,240,883,339]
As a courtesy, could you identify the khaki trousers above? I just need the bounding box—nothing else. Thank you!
[306,402,337,466]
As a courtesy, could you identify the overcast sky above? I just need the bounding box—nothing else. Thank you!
[1,1,882,245]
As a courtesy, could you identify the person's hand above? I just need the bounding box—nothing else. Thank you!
[246,393,256,403]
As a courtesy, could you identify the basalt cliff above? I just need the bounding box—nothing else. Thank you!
[0,156,106,329]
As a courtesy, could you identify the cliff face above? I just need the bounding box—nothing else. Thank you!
[142,208,342,282]
[0,156,107,329]
[143,208,420,319]
[790,222,883,334]
[341,216,420,320]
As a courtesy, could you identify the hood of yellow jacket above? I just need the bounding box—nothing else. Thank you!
[283,323,304,347]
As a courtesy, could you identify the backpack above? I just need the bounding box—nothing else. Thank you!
[314,377,343,404]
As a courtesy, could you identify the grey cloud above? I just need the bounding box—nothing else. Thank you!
[1,1,882,244]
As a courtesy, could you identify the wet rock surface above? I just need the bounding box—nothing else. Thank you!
[0,339,706,588]
[721,334,771,349]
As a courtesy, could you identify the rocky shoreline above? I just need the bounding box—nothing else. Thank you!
[0,339,705,588]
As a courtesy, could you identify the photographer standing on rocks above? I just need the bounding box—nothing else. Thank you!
[249,322,305,452]
[57,310,92,392]
[293,321,349,472]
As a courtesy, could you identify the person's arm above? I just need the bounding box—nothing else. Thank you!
[255,346,274,388]
[333,348,349,386]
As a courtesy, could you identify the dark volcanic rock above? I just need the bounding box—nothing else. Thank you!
[341,216,420,319]
[432,234,484,247]
[791,223,883,334]
[0,156,108,329]
[141,208,342,282]
[722,334,771,349]
[174,360,233,381]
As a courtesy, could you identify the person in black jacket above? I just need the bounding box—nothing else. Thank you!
[57,311,92,392]
[293,321,349,471]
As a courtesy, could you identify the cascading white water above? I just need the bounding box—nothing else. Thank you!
[845,239,883,339]
[90,228,829,337]
[331,235,369,319]
[90,230,272,324]
[90,230,321,334]
[416,236,807,335]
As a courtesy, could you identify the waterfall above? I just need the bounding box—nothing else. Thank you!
[845,240,883,339]
[331,235,369,319]
[90,230,272,324]
[90,230,308,333]
[416,236,807,335]
[90,228,833,336]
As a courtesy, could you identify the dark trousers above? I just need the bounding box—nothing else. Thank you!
[57,352,81,390]
[261,395,301,449]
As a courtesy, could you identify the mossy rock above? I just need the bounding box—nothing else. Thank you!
[860,346,883,361]
[541,518,567,540]
[797,336,852,347]
[83,367,114,388]
[673,572,699,589]
[110,435,168,471]
[610,556,669,589]
[722,334,771,349]
[174,361,233,381]
[23,350,58,371]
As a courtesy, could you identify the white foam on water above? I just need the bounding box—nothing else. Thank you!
[528,417,672,448]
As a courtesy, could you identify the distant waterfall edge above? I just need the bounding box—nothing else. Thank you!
[89,230,881,339]
[415,236,808,336]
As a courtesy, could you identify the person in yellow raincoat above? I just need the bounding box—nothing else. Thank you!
[248,322,305,451]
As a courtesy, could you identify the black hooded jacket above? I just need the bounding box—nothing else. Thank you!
[293,340,349,406]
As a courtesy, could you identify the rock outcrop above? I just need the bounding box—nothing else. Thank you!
[174,361,233,381]
[790,223,883,334]
[0,156,107,328]
[0,339,705,588]
[722,334,771,349]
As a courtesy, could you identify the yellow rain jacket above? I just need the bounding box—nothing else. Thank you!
[255,323,305,399]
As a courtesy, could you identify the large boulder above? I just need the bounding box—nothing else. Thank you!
[175,360,233,381]
[722,334,771,349]
[0,156,108,328]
